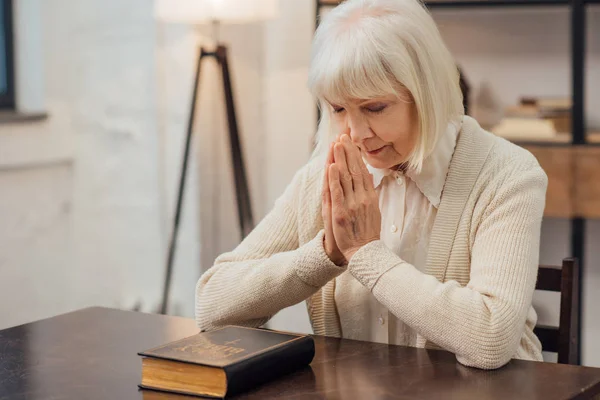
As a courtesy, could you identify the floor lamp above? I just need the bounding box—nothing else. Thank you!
[155,0,278,315]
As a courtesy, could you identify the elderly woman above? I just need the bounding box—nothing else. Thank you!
[195,0,547,370]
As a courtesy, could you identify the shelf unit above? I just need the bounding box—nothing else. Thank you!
[315,0,599,365]
[318,0,569,7]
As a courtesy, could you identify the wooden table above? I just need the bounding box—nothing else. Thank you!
[1,307,600,399]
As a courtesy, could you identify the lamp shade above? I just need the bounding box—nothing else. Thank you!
[154,0,278,24]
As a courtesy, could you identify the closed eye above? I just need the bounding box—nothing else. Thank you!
[333,107,345,114]
[365,104,387,114]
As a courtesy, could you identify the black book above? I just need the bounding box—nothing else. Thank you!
[138,325,315,398]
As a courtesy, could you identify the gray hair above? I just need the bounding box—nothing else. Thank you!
[308,0,464,171]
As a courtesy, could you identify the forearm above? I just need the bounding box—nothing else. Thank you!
[195,230,345,331]
[349,241,532,369]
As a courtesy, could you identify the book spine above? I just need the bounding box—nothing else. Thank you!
[223,336,315,396]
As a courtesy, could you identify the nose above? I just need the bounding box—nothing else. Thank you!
[345,113,372,143]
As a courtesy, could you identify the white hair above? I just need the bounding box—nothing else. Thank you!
[308,0,464,171]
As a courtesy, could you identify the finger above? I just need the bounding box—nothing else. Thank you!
[336,128,348,142]
[322,167,333,229]
[364,169,375,192]
[357,152,374,191]
[341,135,365,194]
[329,164,344,206]
[322,167,335,247]
[323,143,332,201]
[327,142,335,165]
[334,142,353,197]
[322,159,330,206]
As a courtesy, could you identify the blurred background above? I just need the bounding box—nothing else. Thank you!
[1,0,599,367]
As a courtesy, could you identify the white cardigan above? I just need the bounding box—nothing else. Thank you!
[337,122,458,346]
[195,116,548,370]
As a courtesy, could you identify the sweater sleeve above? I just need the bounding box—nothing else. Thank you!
[195,162,346,331]
[347,165,547,370]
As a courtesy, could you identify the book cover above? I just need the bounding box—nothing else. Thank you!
[138,325,315,398]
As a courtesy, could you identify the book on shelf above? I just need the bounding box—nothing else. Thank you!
[492,96,572,140]
[492,118,559,141]
[520,96,571,111]
[138,325,315,399]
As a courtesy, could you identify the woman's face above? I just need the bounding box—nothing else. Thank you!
[329,92,418,170]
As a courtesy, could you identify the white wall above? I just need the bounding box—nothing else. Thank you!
[0,0,268,329]
[0,0,180,328]
[0,0,178,327]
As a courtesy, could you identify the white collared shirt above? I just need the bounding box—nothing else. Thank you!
[334,123,460,346]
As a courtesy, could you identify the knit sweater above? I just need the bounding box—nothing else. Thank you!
[195,116,548,370]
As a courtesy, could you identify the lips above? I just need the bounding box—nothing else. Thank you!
[367,146,386,155]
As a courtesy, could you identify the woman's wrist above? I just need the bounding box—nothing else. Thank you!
[323,234,347,267]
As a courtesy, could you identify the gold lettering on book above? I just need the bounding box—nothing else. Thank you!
[174,336,246,358]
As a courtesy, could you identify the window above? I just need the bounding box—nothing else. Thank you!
[0,0,15,109]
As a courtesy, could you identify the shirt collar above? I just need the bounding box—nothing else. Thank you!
[365,121,460,209]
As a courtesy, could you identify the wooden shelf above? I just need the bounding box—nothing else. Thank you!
[426,0,568,8]
[588,132,600,143]
[509,132,600,146]
[522,145,600,219]
[318,0,569,8]
[514,133,600,218]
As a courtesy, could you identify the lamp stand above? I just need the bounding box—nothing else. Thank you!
[160,44,254,315]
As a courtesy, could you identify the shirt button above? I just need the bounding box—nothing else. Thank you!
[378,316,385,325]
[396,176,404,185]
[390,224,398,233]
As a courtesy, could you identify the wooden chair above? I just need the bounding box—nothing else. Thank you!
[534,258,580,365]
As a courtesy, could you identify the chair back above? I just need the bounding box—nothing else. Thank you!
[534,258,580,365]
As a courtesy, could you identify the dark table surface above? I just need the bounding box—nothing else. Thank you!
[1,307,600,399]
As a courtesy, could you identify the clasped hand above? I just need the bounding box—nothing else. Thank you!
[322,134,381,266]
